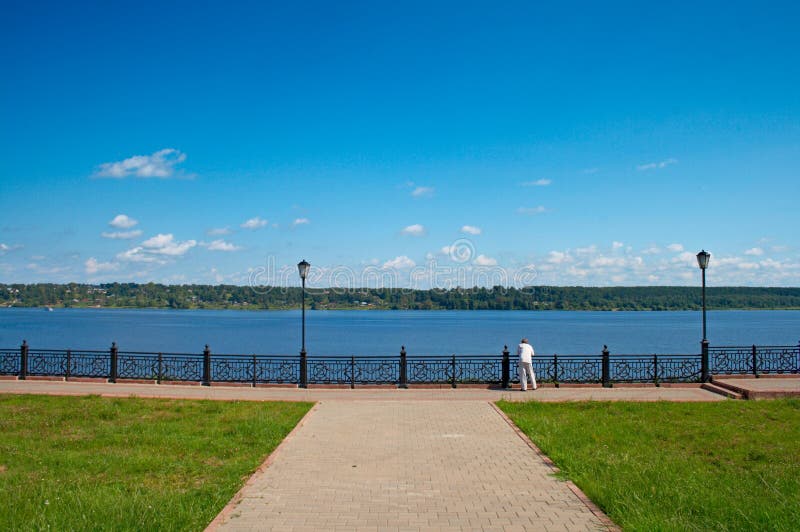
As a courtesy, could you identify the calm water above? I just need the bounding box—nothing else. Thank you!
[1,308,798,356]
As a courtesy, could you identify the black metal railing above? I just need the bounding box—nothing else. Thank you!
[1,340,797,387]
[709,344,800,376]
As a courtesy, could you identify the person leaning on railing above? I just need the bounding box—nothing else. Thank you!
[517,338,538,391]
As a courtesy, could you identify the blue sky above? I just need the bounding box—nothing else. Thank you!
[1,1,799,287]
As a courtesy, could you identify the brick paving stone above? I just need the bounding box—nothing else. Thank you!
[210,401,611,531]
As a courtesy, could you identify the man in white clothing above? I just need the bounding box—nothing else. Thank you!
[517,338,537,391]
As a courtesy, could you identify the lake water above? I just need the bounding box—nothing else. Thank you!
[1,308,798,356]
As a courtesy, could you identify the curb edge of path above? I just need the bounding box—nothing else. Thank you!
[204,401,322,531]
[488,401,620,532]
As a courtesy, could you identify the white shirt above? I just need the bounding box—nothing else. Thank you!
[517,343,534,364]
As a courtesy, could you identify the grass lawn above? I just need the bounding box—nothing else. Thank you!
[498,399,800,531]
[0,394,312,531]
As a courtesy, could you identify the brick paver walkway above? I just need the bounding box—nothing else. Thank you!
[0,379,724,402]
[1,378,729,531]
[211,400,610,531]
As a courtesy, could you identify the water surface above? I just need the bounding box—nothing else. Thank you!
[2,308,798,356]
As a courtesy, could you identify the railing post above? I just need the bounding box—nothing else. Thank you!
[601,345,610,388]
[20,340,28,380]
[252,354,257,387]
[653,353,659,386]
[299,350,307,388]
[399,346,408,389]
[701,340,710,382]
[109,342,118,383]
[350,356,356,389]
[157,353,163,384]
[752,344,758,377]
[202,344,211,386]
[451,354,457,388]
[65,349,71,379]
[553,354,559,388]
[502,345,510,389]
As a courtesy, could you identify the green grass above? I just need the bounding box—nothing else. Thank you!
[0,394,312,531]
[498,399,800,531]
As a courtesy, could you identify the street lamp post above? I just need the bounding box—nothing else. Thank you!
[696,250,711,381]
[297,260,310,388]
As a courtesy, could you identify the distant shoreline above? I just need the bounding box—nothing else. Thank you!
[4,283,800,312]
[4,305,800,312]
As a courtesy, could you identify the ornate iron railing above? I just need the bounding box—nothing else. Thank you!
[0,348,21,375]
[2,341,797,386]
[710,345,800,375]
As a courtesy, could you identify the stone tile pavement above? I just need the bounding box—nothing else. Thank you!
[0,379,724,403]
[712,376,800,399]
[0,378,729,531]
[210,400,613,531]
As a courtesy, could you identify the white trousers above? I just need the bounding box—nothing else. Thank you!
[518,361,537,390]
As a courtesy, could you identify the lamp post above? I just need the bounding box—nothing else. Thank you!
[297,260,310,388]
[697,250,711,382]
[297,260,310,356]
[696,250,710,341]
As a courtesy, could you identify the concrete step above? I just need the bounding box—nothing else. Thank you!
[710,377,750,397]
[701,382,744,400]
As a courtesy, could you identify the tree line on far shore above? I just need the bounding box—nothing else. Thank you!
[2,283,800,311]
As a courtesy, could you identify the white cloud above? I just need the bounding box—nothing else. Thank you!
[547,251,572,264]
[576,245,597,255]
[241,217,268,230]
[382,255,416,269]
[101,230,143,240]
[612,241,624,250]
[566,266,589,278]
[207,227,231,236]
[745,247,764,256]
[642,246,661,255]
[85,257,119,275]
[738,262,760,270]
[95,149,189,179]
[636,158,678,171]
[672,251,697,267]
[293,218,310,226]
[206,240,241,252]
[401,224,426,236]
[0,243,22,255]
[109,214,138,228]
[461,225,481,235]
[141,233,197,256]
[517,206,548,215]
[590,256,626,267]
[116,247,155,263]
[473,254,497,266]
[667,243,684,252]
[521,179,551,187]
[411,186,434,198]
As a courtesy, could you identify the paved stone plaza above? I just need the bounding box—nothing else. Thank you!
[210,400,611,531]
[8,378,796,531]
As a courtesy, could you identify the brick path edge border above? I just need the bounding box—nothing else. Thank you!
[204,402,321,531]
[488,401,620,532]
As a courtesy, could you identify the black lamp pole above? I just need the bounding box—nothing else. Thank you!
[301,275,306,355]
[701,266,707,341]
[696,250,711,382]
[297,260,310,357]
[297,260,310,388]
[696,250,710,341]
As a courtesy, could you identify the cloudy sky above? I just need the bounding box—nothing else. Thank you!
[1,2,799,287]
